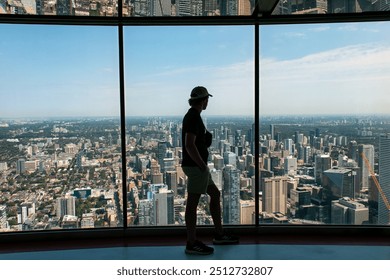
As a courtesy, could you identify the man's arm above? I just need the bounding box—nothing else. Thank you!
[185,132,208,172]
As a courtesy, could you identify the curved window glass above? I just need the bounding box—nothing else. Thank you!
[260,21,390,225]
[0,24,122,232]
[124,26,255,226]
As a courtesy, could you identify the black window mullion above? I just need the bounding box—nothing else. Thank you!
[254,23,260,228]
[118,23,127,229]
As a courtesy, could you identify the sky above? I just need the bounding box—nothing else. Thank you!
[0,22,390,118]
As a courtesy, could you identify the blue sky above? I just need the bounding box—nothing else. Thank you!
[0,22,389,118]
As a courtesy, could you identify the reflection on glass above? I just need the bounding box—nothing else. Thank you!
[124,26,254,226]
[260,21,390,225]
[0,25,121,232]
[0,0,118,16]
[272,0,390,15]
[0,0,254,16]
[124,0,254,16]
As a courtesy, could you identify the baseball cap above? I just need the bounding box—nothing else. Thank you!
[189,86,213,100]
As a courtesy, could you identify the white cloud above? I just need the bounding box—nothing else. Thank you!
[283,32,306,38]
[260,43,390,115]
[126,60,254,116]
[309,26,330,32]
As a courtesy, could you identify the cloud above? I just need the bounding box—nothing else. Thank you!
[338,23,360,32]
[260,43,390,115]
[126,60,254,116]
[309,26,330,32]
[283,32,306,38]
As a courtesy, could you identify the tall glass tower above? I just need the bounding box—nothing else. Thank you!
[222,164,240,224]
[358,144,375,192]
[378,135,390,225]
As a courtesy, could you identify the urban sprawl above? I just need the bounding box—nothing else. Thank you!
[1,115,390,232]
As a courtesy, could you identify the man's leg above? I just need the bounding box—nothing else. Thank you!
[185,192,201,244]
[206,184,223,236]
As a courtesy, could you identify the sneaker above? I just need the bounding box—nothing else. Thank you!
[213,233,239,245]
[185,240,214,255]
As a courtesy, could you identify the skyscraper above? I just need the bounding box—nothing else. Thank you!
[314,154,331,185]
[223,151,237,166]
[378,134,390,224]
[322,167,357,200]
[262,176,288,215]
[269,124,275,140]
[56,196,76,218]
[358,144,374,192]
[238,0,252,15]
[165,171,178,195]
[223,165,240,224]
[0,205,7,229]
[157,141,169,168]
[154,0,171,16]
[331,197,369,225]
[284,156,297,175]
[284,138,294,156]
[204,0,218,15]
[152,188,174,225]
[16,158,25,174]
[328,0,371,13]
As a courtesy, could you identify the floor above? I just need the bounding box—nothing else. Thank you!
[1,233,390,260]
[1,243,390,260]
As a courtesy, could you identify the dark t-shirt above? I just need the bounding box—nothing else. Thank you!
[181,107,209,167]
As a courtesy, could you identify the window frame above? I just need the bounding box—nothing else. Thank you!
[1,8,390,242]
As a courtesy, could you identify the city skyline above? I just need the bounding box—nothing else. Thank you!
[1,21,390,118]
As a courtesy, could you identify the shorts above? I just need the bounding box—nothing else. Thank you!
[182,166,215,194]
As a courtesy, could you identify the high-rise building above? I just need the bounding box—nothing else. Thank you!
[57,0,74,15]
[376,0,390,11]
[331,197,369,225]
[262,176,288,215]
[328,0,372,13]
[358,144,375,192]
[223,0,238,15]
[274,0,327,14]
[16,158,25,174]
[314,154,332,185]
[165,171,178,195]
[290,186,312,219]
[163,157,176,172]
[348,140,358,161]
[240,200,255,224]
[210,168,223,191]
[56,196,76,218]
[378,134,390,224]
[284,138,294,156]
[304,146,312,164]
[323,167,357,200]
[270,124,275,140]
[134,0,153,16]
[152,188,174,225]
[204,0,218,15]
[238,0,251,15]
[177,0,197,16]
[0,205,7,229]
[284,156,297,175]
[154,0,171,16]
[223,165,240,224]
[150,159,163,184]
[223,151,237,166]
[138,199,154,226]
[157,141,169,167]
[213,154,225,170]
